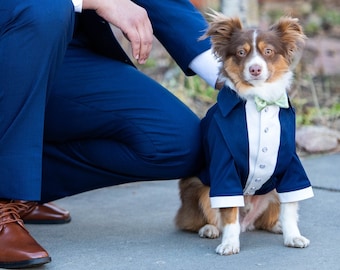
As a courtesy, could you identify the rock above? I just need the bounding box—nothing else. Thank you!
[333,118,340,131]
[296,125,340,153]
[304,37,340,76]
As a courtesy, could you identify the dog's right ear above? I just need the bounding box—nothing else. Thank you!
[200,10,243,60]
[269,17,307,69]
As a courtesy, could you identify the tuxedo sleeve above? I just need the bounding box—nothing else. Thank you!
[133,0,211,75]
[276,153,314,203]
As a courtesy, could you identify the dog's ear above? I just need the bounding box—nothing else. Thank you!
[201,11,243,60]
[270,17,307,67]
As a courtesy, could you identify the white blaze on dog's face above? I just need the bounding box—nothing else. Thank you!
[242,30,272,86]
[203,13,306,98]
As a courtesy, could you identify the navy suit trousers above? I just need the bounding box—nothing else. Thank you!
[0,1,203,202]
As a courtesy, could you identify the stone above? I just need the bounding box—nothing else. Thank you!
[296,125,340,153]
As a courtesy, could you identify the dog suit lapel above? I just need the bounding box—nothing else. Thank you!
[213,87,250,180]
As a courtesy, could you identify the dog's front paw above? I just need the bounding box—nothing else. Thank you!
[198,224,220,239]
[284,235,310,248]
[215,240,240,255]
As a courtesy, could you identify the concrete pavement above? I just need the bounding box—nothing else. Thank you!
[25,153,340,270]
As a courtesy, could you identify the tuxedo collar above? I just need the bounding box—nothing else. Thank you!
[217,86,245,117]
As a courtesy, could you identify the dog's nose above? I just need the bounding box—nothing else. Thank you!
[249,64,262,76]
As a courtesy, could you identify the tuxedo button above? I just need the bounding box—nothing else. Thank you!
[264,127,269,133]
[259,164,266,169]
[262,147,268,152]
[255,178,261,182]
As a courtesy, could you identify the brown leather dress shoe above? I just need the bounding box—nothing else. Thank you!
[0,201,51,269]
[15,201,71,224]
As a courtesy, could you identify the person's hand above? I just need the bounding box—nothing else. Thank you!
[83,0,153,64]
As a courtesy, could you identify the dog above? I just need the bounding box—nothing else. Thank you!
[175,13,314,255]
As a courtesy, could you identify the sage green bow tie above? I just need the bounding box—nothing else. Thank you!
[254,94,289,111]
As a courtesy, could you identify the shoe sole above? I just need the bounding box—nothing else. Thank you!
[23,217,71,225]
[0,256,51,269]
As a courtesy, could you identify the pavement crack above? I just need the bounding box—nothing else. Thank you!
[313,185,340,192]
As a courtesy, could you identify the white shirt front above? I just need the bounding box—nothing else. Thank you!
[244,100,281,195]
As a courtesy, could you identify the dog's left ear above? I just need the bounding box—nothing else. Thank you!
[270,17,307,67]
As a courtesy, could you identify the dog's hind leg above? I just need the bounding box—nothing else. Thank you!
[280,202,310,248]
[251,191,282,233]
[175,177,221,238]
[175,177,210,232]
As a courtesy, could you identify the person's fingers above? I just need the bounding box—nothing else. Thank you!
[124,26,152,64]
[125,28,142,61]
[134,21,153,64]
[93,0,153,64]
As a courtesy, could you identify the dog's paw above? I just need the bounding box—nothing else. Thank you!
[284,235,310,248]
[215,241,240,255]
[198,224,220,239]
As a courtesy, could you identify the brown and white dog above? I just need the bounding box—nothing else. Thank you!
[175,13,313,255]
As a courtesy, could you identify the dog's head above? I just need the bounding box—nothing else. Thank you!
[203,12,306,99]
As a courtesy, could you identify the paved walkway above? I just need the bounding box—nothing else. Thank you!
[25,153,340,270]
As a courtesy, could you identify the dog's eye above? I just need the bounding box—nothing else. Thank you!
[237,49,246,57]
[264,48,273,56]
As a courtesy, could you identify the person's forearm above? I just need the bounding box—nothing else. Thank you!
[81,0,100,10]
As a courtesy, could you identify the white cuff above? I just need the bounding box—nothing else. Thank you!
[210,195,245,208]
[72,0,83,12]
[278,187,314,203]
[188,49,221,89]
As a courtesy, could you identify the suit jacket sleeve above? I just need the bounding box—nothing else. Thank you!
[276,152,312,193]
[134,0,211,75]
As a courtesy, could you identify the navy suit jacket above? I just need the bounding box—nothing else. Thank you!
[75,0,211,76]
[200,86,312,199]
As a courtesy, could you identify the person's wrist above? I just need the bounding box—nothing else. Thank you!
[82,0,100,10]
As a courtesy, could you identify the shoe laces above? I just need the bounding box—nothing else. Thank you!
[11,200,37,216]
[0,201,25,228]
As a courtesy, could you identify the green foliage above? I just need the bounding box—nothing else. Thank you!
[313,3,340,25]
[184,75,217,102]
[321,10,340,26]
[143,58,157,69]
[293,98,340,126]
[304,21,321,36]
[267,9,285,22]
[328,102,340,119]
